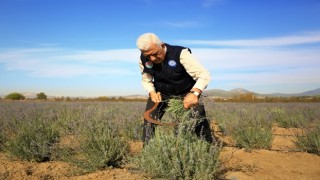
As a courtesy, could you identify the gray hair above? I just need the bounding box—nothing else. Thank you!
[136,33,162,51]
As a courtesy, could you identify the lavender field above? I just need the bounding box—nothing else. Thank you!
[0,101,319,179]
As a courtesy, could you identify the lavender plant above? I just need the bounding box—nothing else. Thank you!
[205,102,273,151]
[1,100,320,173]
[49,102,135,173]
[133,99,222,179]
[57,120,130,173]
[4,103,60,162]
[295,124,320,155]
[235,109,273,151]
[269,106,306,128]
[0,132,4,151]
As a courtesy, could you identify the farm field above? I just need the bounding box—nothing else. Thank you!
[0,101,320,179]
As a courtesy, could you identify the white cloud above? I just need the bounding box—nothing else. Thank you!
[0,32,319,94]
[213,67,319,84]
[192,48,320,70]
[173,32,320,92]
[60,49,140,63]
[0,48,139,78]
[191,47,320,92]
[180,32,320,47]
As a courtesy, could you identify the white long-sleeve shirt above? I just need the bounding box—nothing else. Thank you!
[139,48,211,93]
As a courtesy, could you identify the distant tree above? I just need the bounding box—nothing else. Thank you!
[98,96,109,101]
[5,92,25,100]
[36,92,47,100]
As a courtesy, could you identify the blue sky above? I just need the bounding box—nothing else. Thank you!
[1,0,320,97]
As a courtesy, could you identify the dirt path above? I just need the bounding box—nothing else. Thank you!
[1,126,320,180]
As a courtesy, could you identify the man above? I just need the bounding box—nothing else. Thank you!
[136,32,213,145]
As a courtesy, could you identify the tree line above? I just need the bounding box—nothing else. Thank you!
[3,92,47,100]
[2,92,320,102]
[1,92,146,102]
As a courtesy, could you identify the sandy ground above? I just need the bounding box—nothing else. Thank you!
[1,126,320,180]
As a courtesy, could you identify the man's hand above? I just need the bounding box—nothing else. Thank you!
[183,93,199,109]
[149,91,162,103]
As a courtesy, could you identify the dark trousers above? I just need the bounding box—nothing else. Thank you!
[142,96,213,145]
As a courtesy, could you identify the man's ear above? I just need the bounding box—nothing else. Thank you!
[161,43,165,48]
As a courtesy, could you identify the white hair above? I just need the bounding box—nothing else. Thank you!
[136,33,162,51]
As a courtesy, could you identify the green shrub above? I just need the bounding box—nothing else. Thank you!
[5,92,25,100]
[36,92,47,100]
[296,125,320,155]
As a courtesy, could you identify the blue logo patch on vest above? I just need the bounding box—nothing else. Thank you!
[168,60,177,67]
[145,61,153,68]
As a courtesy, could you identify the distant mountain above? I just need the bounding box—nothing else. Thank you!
[203,88,256,98]
[203,88,320,98]
[1,88,319,99]
[299,88,320,96]
[229,88,252,94]
[261,88,320,97]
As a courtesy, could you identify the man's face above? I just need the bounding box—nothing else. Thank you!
[142,43,165,64]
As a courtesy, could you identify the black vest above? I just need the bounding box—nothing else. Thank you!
[140,44,196,96]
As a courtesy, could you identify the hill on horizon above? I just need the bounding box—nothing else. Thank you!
[203,87,320,98]
[1,88,320,99]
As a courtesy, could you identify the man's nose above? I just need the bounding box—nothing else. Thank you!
[149,55,157,61]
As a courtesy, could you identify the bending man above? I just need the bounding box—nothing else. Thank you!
[137,33,213,145]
